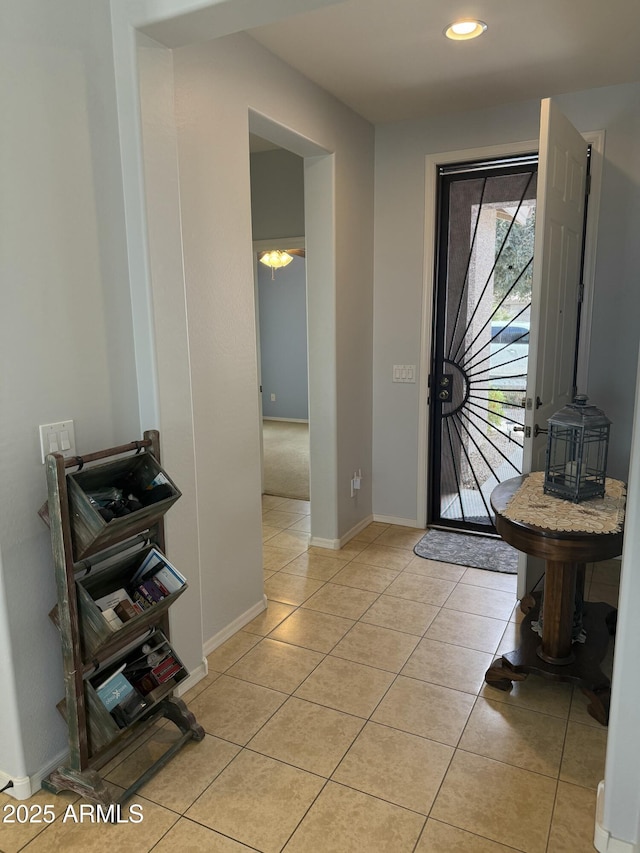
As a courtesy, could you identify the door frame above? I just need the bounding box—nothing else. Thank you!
[417,130,605,530]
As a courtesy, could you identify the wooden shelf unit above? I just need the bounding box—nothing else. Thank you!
[41,430,204,806]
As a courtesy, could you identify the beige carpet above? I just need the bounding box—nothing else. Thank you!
[262,420,310,500]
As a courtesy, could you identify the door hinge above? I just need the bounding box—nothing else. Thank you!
[578,282,585,303]
[585,173,592,196]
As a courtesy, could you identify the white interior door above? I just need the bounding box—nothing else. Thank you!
[518,98,588,597]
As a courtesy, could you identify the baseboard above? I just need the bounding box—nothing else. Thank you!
[173,657,209,698]
[262,417,309,423]
[594,780,639,852]
[373,514,421,528]
[310,515,375,551]
[0,770,32,800]
[203,596,267,657]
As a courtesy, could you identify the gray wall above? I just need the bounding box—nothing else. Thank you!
[250,148,305,240]
[258,256,309,419]
[0,0,138,781]
[373,81,640,521]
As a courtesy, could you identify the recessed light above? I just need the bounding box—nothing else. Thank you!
[444,20,488,40]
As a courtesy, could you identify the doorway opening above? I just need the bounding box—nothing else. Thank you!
[249,136,311,538]
[429,156,538,533]
[254,239,310,503]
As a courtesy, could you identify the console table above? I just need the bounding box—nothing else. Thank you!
[485,474,624,725]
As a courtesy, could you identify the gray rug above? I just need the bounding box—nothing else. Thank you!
[414,528,518,574]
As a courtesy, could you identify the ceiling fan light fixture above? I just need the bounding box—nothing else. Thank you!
[259,249,294,279]
[444,19,487,40]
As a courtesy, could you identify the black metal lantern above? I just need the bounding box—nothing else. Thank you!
[543,395,611,503]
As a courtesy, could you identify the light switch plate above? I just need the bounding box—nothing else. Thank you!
[393,364,417,383]
[39,420,76,463]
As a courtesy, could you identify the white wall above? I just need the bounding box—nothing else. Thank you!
[161,31,373,643]
[599,342,640,848]
[373,81,640,522]
[0,0,137,784]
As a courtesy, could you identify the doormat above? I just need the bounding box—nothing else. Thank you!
[414,528,518,574]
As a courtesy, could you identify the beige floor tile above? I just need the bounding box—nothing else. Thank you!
[560,721,607,789]
[266,530,311,554]
[510,602,527,623]
[262,494,288,510]
[283,782,425,853]
[416,820,517,852]
[20,791,178,853]
[264,570,275,581]
[262,509,307,529]
[479,672,572,719]
[352,521,390,542]
[459,567,518,593]
[248,696,364,776]
[569,684,603,728]
[459,697,566,777]
[243,600,296,636]
[590,559,621,586]
[332,721,453,814]
[374,525,427,550]
[330,561,400,592]
[264,572,325,605]
[151,818,254,852]
[0,789,78,853]
[295,656,395,718]
[425,608,507,653]
[280,552,347,580]
[307,540,366,560]
[444,583,516,620]
[495,619,522,655]
[403,556,467,582]
[262,544,301,571]
[360,594,440,635]
[401,638,493,695]
[372,675,474,746]
[226,638,324,693]
[302,582,378,619]
[269,608,355,653]
[106,731,239,812]
[276,498,311,515]
[547,781,597,852]
[352,543,415,571]
[385,572,456,606]
[587,582,619,607]
[98,722,167,778]
[187,675,286,744]
[431,751,556,853]
[186,751,324,853]
[331,622,419,672]
[289,516,312,533]
[206,632,260,672]
[262,524,281,542]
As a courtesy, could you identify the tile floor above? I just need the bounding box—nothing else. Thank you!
[0,495,619,853]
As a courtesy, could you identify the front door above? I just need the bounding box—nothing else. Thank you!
[519,98,589,595]
[430,157,537,533]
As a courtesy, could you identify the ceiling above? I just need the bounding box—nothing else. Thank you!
[247,0,640,124]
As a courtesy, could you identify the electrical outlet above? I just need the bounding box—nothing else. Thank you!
[39,420,76,463]
[270,393,276,402]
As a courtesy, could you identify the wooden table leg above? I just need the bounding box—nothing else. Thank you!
[538,560,576,665]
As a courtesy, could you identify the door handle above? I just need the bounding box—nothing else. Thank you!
[512,425,525,433]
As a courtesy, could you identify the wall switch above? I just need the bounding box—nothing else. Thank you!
[39,420,76,463]
[393,364,417,383]
[270,393,276,401]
